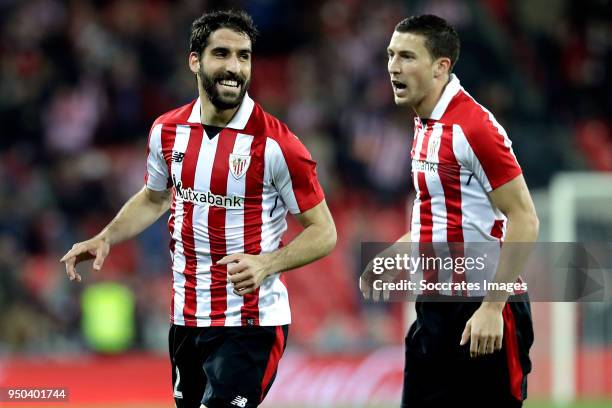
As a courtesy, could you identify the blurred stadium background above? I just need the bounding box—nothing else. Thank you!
[0,0,610,407]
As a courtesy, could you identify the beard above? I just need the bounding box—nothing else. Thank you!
[200,67,250,111]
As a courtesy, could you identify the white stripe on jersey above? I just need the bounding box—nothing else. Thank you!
[266,138,301,214]
[259,137,291,325]
[262,138,290,251]
[146,124,167,191]
[259,275,291,325]
[170,125,191,325]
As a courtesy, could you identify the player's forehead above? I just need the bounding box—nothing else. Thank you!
[205,28,252,52]
[388,31,428,55]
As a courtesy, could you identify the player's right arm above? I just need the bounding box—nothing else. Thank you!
[61,119,173,282]
[60,187,171,282]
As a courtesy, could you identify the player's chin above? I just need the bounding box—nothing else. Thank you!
[216,94,243,109]
[393,95,411,106]
[224,87,246,100]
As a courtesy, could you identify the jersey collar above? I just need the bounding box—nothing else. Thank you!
[429,74,462,121]
[187,93,255,130]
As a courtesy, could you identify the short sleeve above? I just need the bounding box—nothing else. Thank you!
[267,134,325,214]
[453,113,522,192]
[145,123,170,191]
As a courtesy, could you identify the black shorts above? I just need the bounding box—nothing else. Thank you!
[401,294,533,408]
[169,324,289,408]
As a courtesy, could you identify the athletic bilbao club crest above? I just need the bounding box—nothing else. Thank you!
[426,132,442,162]
[229,154,251,179]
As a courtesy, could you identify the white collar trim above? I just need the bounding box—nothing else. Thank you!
[187,93,255,130]
[430,74,461,120]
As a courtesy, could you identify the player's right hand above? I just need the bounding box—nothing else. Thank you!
[60,237,110,282]
[359,260,390,302]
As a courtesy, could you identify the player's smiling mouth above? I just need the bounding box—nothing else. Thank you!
[216,77,243,92]
[218,79,240,88]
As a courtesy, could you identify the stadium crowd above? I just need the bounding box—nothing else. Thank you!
[1,0,610,354]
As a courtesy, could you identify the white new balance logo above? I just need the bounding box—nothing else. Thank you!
[230,395,248,407]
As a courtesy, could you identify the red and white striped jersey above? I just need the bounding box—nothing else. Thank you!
[145,94,324,326]
[410,74,523,296]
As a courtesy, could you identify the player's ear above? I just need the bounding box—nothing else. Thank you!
[433,57,451,78]
[188,52,201,74]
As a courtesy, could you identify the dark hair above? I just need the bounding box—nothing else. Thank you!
[395,15,460,71]
[189,10,259,55]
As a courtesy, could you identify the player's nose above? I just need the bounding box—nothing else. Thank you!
[388,56,401,74]
[387,55,402,74]
[225,55,240,74]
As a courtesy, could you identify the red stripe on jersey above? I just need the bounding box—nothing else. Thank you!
[503,304,525,401]
[491,219,504,240]
[438,125,466,294]
[241,135,266,326]
[417,124,437,293]
[180,126,204,326]
[260,326,287,402]
[208,130,238,326]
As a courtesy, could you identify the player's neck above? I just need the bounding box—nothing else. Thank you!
[413,75,450,119]
[199,93,240,127]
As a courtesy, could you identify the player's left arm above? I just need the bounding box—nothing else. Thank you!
[460,174,539,357]
[219,200,336,296]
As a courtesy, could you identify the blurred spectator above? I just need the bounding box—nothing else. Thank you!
[0,0,610,353]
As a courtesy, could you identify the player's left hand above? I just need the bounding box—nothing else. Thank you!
[217,253,272,296]
[460,302,504,358]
